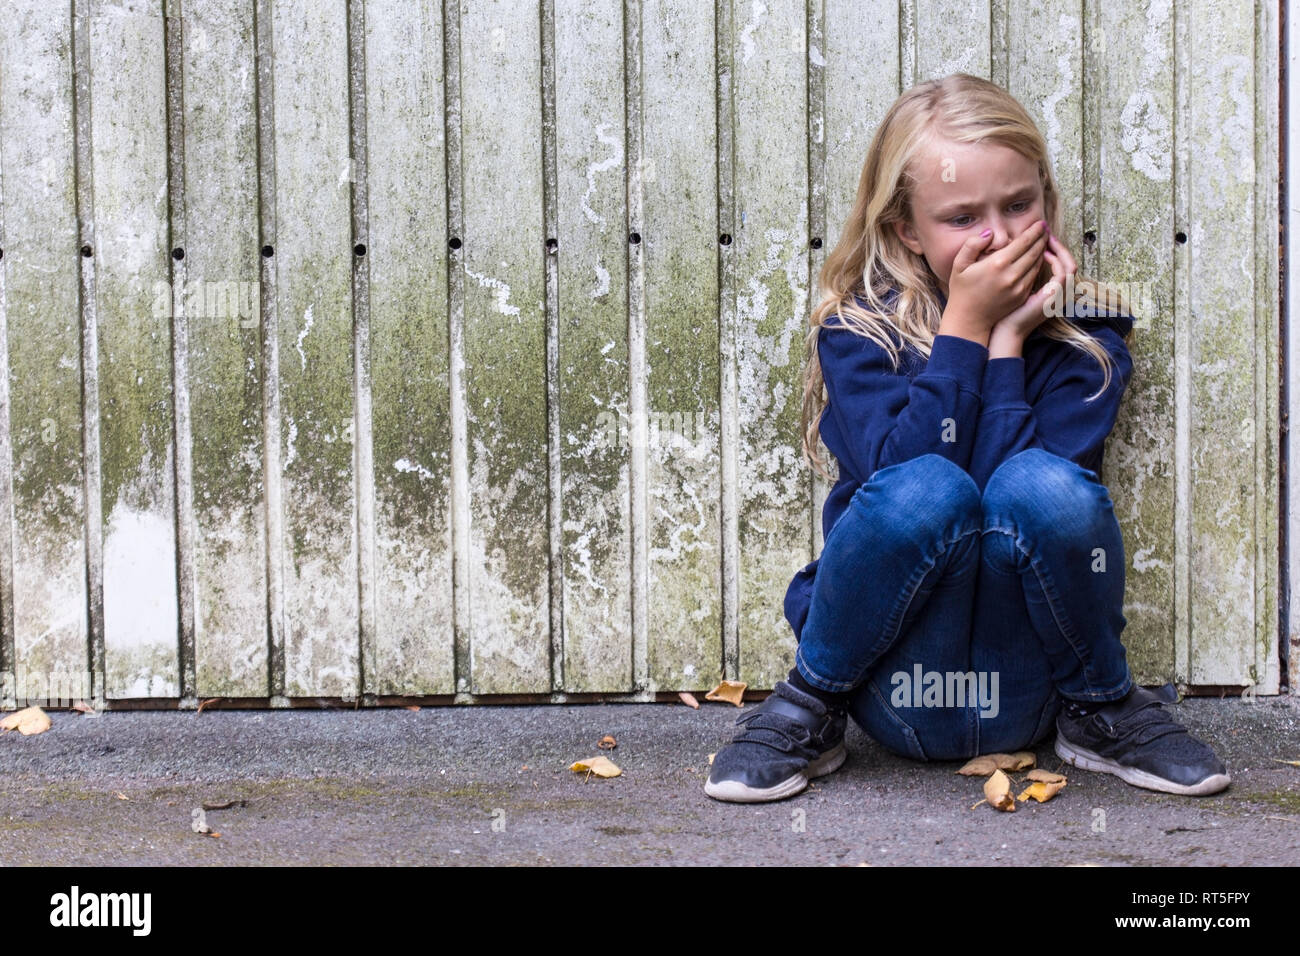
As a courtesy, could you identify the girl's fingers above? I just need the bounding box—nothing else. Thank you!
[1046,232,1078,274]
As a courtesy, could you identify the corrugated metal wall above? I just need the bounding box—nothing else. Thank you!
[0,0,1281,708]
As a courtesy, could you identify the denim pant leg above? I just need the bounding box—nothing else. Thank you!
[794,454,990,759]
[978,447,1135,704]
[794,453,983,694]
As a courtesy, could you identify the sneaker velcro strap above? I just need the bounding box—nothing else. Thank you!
[733,715,802,752]
[759,696,825,731]
[1104,706,1188,748]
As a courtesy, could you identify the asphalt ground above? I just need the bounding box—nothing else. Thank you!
[1,691,1297,867]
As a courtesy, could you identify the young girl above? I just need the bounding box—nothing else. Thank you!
[705,73,1230,803]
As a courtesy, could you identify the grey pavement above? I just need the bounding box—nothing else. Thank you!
[1,691,1298,866]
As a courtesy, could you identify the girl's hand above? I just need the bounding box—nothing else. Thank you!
[944,220,1049,330]
[989,230,1075,339]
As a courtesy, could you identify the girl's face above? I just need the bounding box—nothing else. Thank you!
[891,137,1046,299]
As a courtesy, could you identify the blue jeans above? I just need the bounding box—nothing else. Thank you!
[794,449,1135,761]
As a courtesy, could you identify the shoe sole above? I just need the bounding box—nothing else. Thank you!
[1054,734,1231,796]
[703,741,848,803]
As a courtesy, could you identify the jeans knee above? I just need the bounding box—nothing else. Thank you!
[983,449,1111,546]
[858,453,982,530]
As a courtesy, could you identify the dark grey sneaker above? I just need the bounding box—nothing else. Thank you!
[704,680,847,803]
[1054,684,1231,796]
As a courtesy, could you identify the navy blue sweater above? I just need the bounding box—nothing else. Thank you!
[783,286,1135,642]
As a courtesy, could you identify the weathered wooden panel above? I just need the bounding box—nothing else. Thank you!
[1183,0,1278,690]
[460,0,549,694]
[365,0,454,695]
[88,0,177,699]
[911,0,990,81]
[732,0,811,688]
[181,0,268,698]
[643,0,721,692]
[554,0,631,691]
[271,0,357,697]
[818,0,900,557]
[0,0,89,705]
[1092,1,1178,686]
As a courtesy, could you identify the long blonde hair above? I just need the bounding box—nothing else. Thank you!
[800,72,1133,483]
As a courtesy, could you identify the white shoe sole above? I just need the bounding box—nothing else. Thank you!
[1054,734,1231,796]
[703,741,848,803]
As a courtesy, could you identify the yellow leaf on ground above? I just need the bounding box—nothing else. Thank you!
[705,680,747,706]
[0,706,51,735]
[707,753,715,765]
[1025,769,1067,785]
[983,769,1016,812]
[1000,751,1036,771]
[570,756,621,778]
[678,692,700,709]
[1018,777,1067,803]
[957,752,1036,775]
[597,734,617,750]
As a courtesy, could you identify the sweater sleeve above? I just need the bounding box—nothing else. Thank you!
[967,321,1134,493]
[818,322,988,483]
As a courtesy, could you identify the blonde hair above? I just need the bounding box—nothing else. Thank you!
[800,72,1134,483]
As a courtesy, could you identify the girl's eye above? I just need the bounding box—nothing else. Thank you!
[950,200,1033,227]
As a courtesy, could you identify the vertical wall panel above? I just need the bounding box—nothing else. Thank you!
[817,0,900,544]
[1184,0,1276,688]
[365,1,454,695]
[182,0,269,698]
[911,0,990,82]
[89,0,178,698]
[0,1,89,703]
[1094,0,1178,686]
[272,1,357,697]
[643,0,721,691]
[732,0,812,688]
[554,0,631,691]
[460,0,550,693]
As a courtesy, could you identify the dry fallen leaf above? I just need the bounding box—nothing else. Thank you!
[956,751,1036,775]
[569,756,621,778]
[707,752,715,765]
[678,691,700,709]
[983,769,1016,812]
[0,706,51,735]
[404,705,421,711]
[196,698,221,714]
[1025,769,1067,784]
[705,680,747,707]
[1017,778,1067,803]
[597,734,617,750]
[1270,758,1300,768]
[115,791,129,800]
[72,700,97,715]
